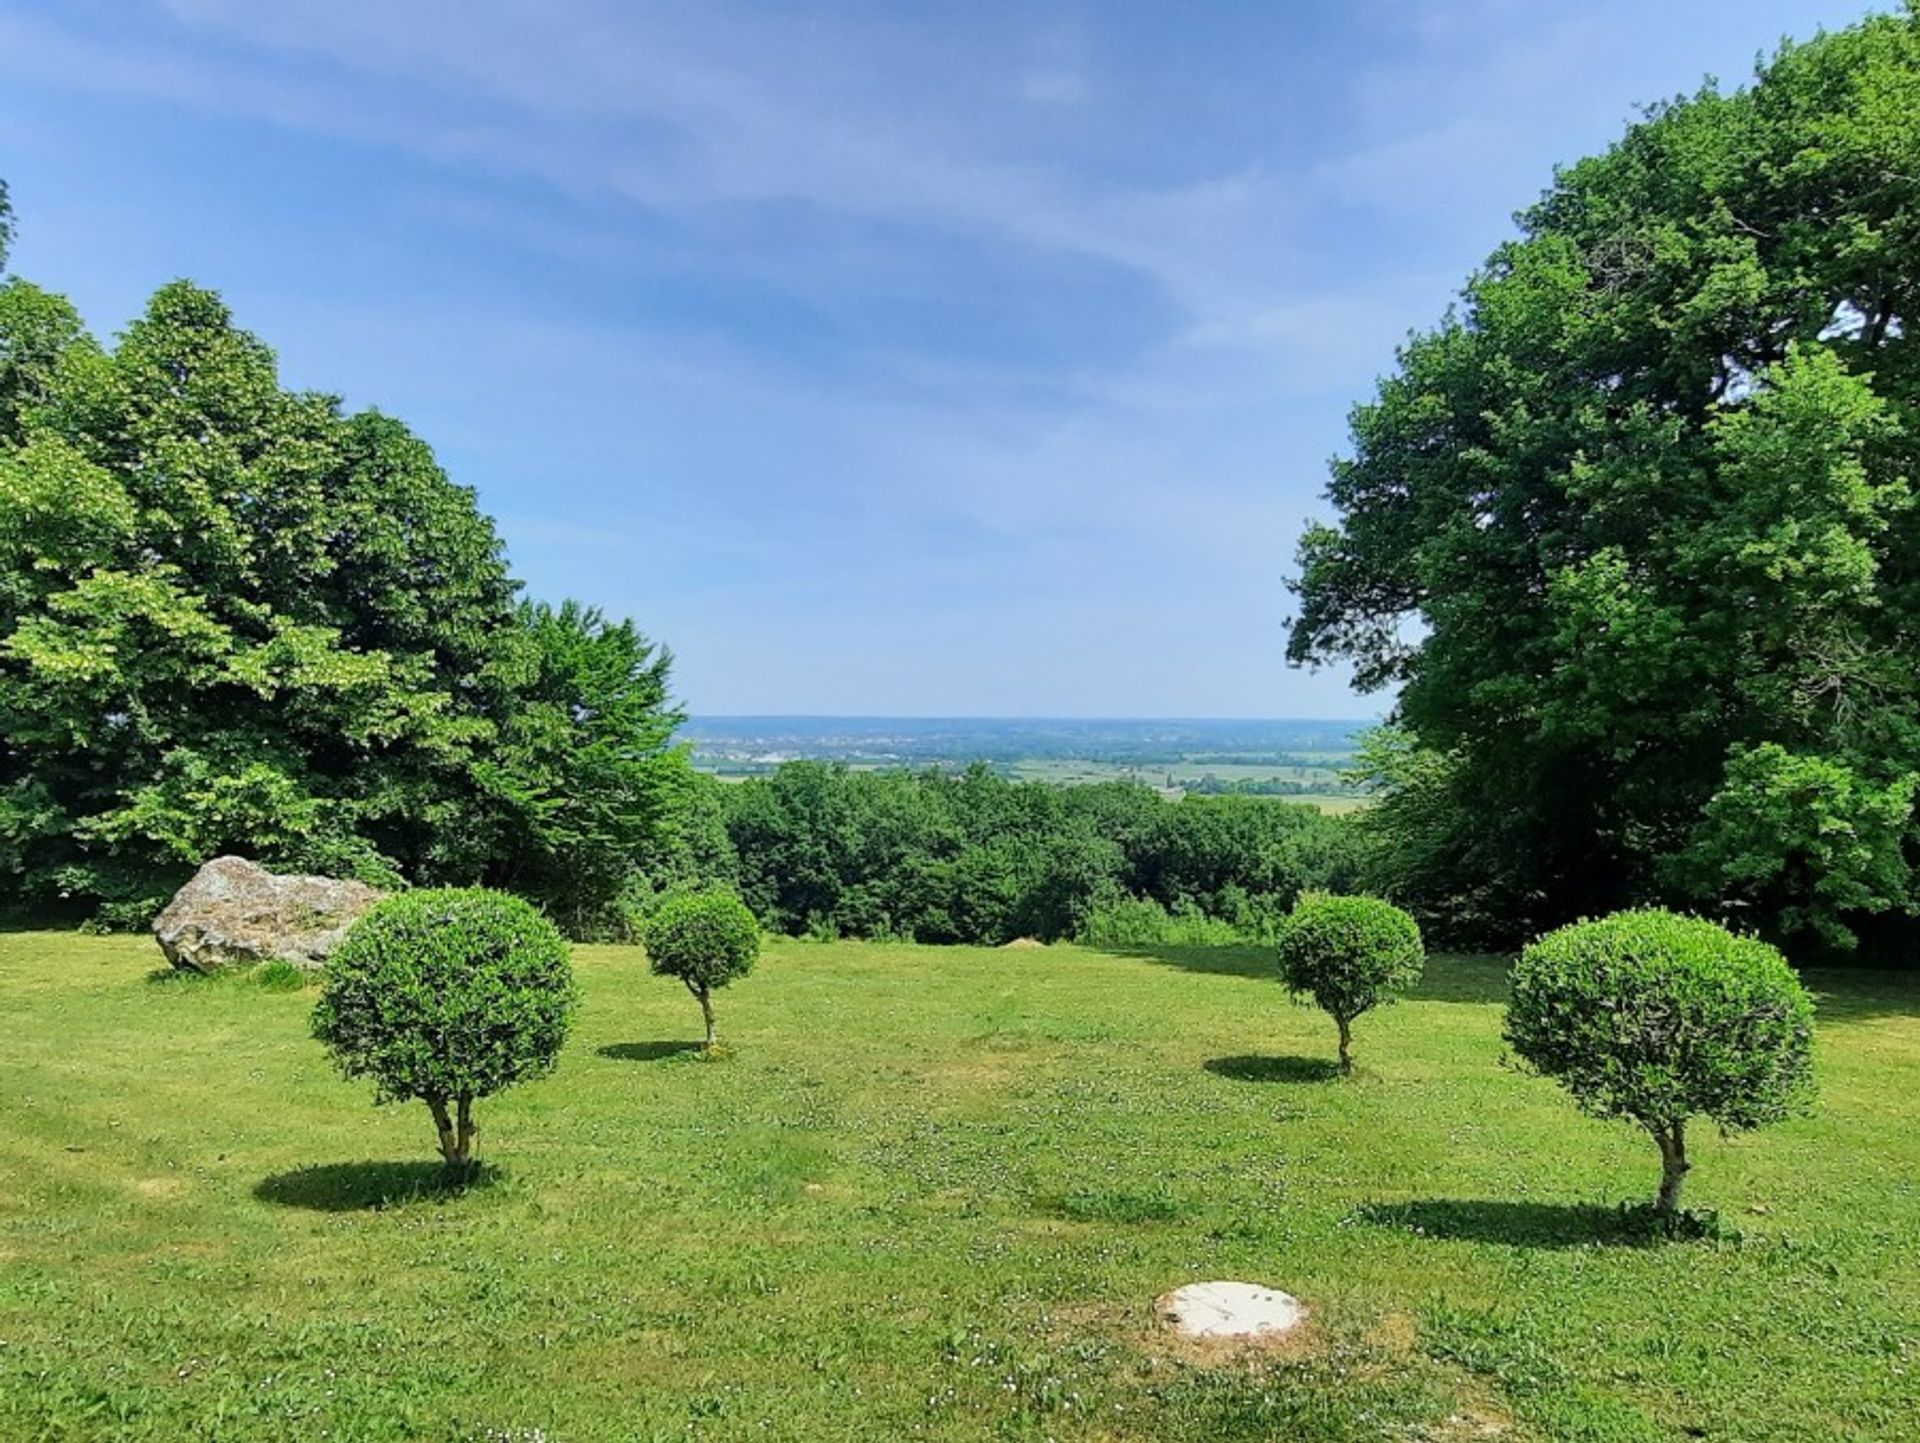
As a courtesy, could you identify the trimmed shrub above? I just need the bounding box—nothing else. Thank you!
[1506,908,1815,1214]
[642,887,760,1050]
[1274,892,1424,1073]
[312,889,576,1170]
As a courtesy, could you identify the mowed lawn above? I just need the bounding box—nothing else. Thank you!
[2,935,1916,1443]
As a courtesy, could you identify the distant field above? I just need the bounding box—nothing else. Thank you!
[1002,758,1368,813]
[686,718,1373,809]
[3,933,1914,1441]
[688,717,1373,808]
[1009,760,1346,784]
[1169,763,1344,781]
[1003,757,1366,812]
[1287,793,1369,815]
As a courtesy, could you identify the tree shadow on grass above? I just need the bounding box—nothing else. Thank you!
[1089,944,1273,980]
[254,1160,501,1212]
[1800,968,1920,1023]
[1105,944,1517,1005]
[145,965,206,985]
[1354,1198,1712,1250]
[1406,955,1512,1006]
[597,1040,703,1062]
[1205,1053,1343,1084]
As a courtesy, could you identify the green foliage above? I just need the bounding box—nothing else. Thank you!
[75,896,170,935]
[1288,9,1920,955]
[0,281,87,445]
[1342,727,1530,948]
[627,768,740,908]
[716,761,1360,945]
[476,600,686,937]
[1673,744,1918,950]
[644,888,760,992]
[1075,894,1243,948]
[1274,892,1424,1071]
[0,178,10,273]
[643,887,760,1048]
[312,889,576,1165]
[0,265,683,929]
[1506,909,1815,1210]
[250,959,310,993]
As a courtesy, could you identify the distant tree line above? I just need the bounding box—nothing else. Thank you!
[642,762,1366,945]
[1179,776,1363,799]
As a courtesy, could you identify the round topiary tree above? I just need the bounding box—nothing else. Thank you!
[1505,909,1815,1215]
[312,888,576,1172]
[1274,892,1424,1073]
[642,888,760,1051]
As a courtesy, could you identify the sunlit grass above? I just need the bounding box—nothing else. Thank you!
[1,932,1915,1440]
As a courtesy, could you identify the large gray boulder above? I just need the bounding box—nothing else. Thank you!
[153,856,387,974]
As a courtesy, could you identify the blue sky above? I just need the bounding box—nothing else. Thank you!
[0,1,1886,718]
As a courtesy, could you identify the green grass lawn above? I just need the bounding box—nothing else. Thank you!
[2,933,1916,1442]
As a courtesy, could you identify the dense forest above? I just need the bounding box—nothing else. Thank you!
[661,764,1363,946]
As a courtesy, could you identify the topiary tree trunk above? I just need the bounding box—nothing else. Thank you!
[424,1093,480,1172]
[1651,1119,1690,1214]
[1335,1015,1354,1074]
[426,1095,460,1169]
[687,981,717,1050]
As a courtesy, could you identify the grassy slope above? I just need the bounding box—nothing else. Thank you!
[0,934,1915,1443]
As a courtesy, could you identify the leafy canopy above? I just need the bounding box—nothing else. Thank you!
[1507,909,1815,1134]
[313,888,577,1108]
[476,599,685,938]
[1274,892,1425,1025]
[716,761,1361,945]
[643,888,761,993]
[1288,9,1920,954]
[0,263,685,929]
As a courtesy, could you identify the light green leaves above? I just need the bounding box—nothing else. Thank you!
[0,270,680,925]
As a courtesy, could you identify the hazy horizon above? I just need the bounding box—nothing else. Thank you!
[686,712,1383,722]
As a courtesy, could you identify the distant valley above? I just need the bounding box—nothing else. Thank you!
[683,716,1377,809]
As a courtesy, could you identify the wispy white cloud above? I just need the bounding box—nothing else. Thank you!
[5,3,1312,333]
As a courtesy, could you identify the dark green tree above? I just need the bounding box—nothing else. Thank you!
[476,600,686,937]
[1288,9,1920,954]
[0,281,88,446]
[710,759,1363,946]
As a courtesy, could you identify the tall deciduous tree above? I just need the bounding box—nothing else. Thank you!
[0,273,685,927]
[1289,9,1920,953]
